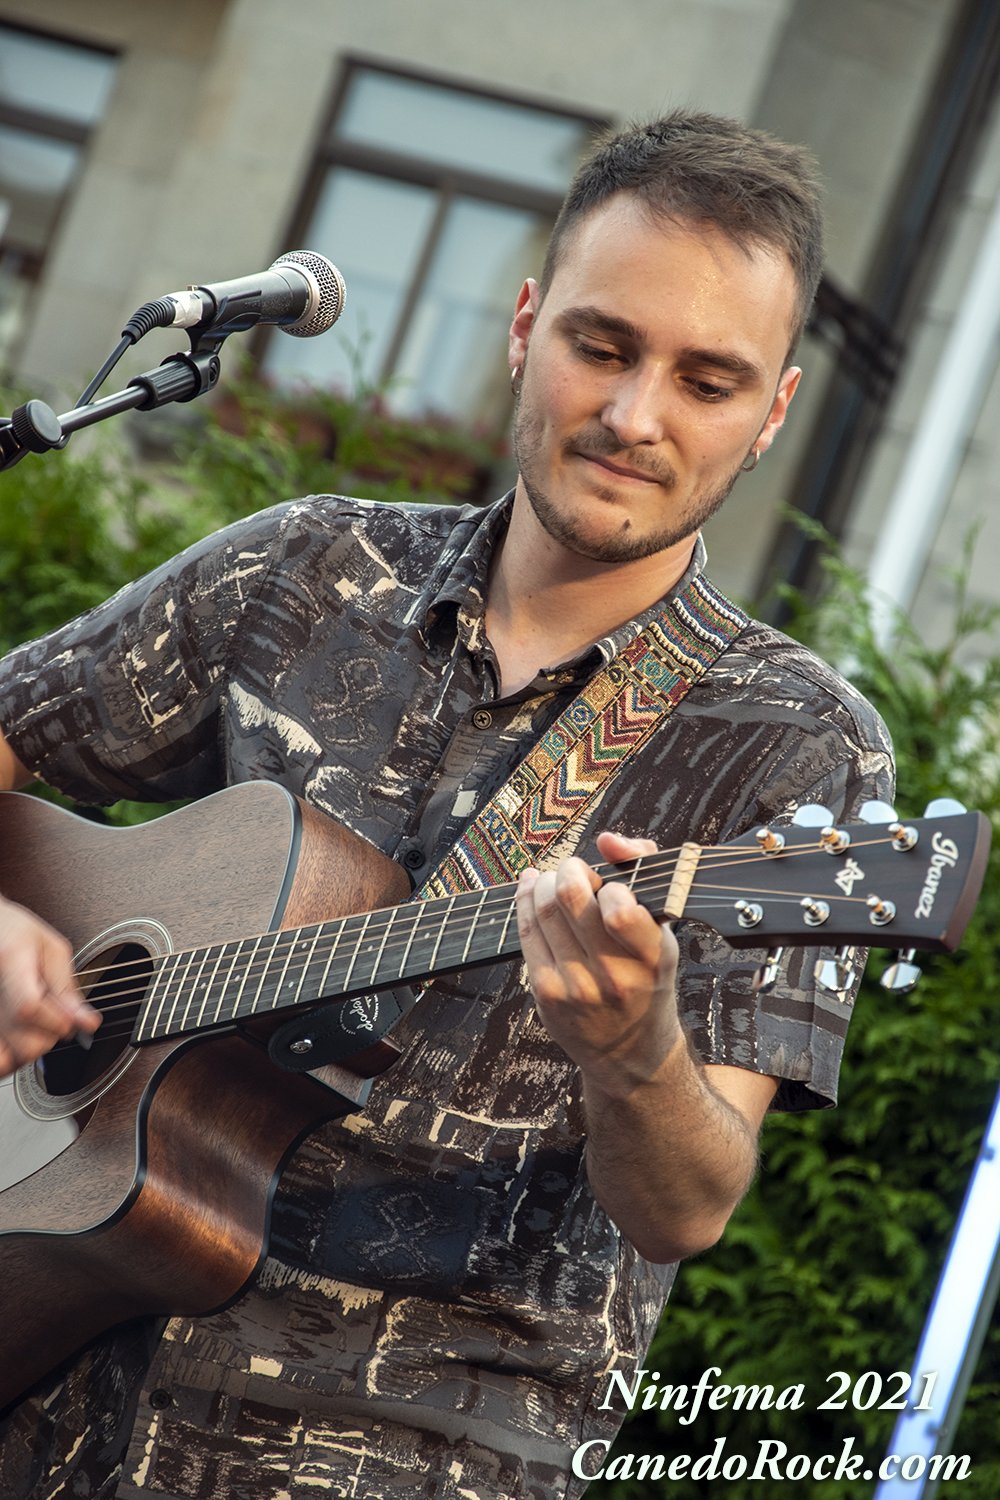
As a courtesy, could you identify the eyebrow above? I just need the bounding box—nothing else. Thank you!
[557,304,766,384]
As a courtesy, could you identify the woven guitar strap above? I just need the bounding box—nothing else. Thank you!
[270,571,748,1078]
[417,571,749,900]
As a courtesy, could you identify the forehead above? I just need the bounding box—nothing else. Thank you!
[542,196,799,375]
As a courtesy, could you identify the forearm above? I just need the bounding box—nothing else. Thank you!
[581,1032,761,1264]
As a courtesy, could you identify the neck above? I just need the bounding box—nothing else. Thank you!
[486,487,697,694]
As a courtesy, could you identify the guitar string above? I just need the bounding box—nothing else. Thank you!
[61,833,913,1032]
[64,833,897,995]
[48,834,911,1049]
[59,882,879,1051]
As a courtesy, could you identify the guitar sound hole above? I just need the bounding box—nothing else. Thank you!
[40,941,153,1097]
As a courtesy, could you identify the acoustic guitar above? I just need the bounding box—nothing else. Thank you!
[0,782,990,1410]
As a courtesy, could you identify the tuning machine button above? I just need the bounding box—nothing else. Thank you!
[881,949,922,993]
[815,946,858,997]
[792,803,833,827]
[924,797,966,817]
[753,947,785,992]
[858,800,898,825]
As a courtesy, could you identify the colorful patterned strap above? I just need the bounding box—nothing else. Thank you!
[418,572,748,900]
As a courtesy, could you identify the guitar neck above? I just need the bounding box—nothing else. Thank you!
[135,871,547,1043]
[132,808,991,1044]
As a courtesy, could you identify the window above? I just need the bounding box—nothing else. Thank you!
[0,23,118,367]
[264,62,604,427]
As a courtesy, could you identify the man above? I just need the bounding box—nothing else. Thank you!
[0,111,892,1497]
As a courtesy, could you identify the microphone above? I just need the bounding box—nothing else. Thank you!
[123,250,346,343]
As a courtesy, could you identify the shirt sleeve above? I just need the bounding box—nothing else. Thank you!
[583,627,896,1112]
[0,502,298,806]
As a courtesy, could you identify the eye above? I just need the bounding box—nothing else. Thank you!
[684,377,735,402]
[573,340,625,366]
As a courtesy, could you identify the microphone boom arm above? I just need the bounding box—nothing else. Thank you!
[0,344,224,471]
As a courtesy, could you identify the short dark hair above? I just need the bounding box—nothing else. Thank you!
[540,109,824,361]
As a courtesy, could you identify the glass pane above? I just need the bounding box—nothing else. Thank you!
[0,26,116,126]
[0,125,78,253]
[391,196,550,425]
[0,248,34,368]
[265,168,438,394]
[337,71,590,194]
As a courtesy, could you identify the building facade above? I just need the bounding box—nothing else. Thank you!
[2,0,998,649]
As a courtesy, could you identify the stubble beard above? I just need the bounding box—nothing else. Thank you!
[512,386,743,565]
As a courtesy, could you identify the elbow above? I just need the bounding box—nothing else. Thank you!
[613,1209,733,1266]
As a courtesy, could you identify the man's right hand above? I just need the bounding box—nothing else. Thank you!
[0,897,100,1078]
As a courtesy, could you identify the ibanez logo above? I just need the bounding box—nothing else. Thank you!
[915,832,960,919]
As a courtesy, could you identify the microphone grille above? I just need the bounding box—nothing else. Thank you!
[274,250,346,338]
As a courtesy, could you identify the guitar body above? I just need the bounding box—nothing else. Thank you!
[0,783,409,1411]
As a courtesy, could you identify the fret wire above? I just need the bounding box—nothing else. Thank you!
[221,935,263,1026]
[143,950,185,1041]
[295,924,326,1008]
[340,911,373,994]
[315,917,345,1000]
[176,945,214,1036]
[136,956,173,1042]
[166,947,200,1037]
[367,906,396,990]
[498,892,518,954]
[461,889,489,966]
[194,940,229,1033]
[427,895,457,973]
[261,928,300,1017]
[397,901,425,980]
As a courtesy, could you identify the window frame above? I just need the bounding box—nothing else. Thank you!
[264,55,607,394]
[0,20,118,294]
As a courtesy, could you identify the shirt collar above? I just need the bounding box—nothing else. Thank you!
[423,493,709,676]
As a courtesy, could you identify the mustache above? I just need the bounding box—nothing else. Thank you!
[564,425,677,486]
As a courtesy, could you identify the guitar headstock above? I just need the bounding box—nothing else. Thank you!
[684,800,991,960]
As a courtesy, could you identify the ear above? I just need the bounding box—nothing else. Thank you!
[755,365,801,456]
[509,278,540,374]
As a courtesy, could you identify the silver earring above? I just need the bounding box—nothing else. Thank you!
[510,364,522,395]
[741,448,760,473]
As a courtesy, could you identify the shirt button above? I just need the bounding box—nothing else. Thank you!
[472,708,492,730]
[402,847,424,871]
[149,1388,172,1409]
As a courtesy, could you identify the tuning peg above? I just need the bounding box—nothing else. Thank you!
[881,949,922,993]
[815,947,858,997]
[924,797,966,818]
[754,947,786,993]
[792,803,834,827]
[858,800,898,824]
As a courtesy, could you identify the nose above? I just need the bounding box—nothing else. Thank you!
[601,364,666,447]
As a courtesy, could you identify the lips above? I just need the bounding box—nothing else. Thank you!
[575,451,664,486]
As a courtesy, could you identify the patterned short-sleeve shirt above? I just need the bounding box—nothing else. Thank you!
[0,495,893,1499]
